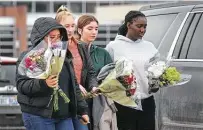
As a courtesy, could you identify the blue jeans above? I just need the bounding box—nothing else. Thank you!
[22,112,74,130]
[72,117,88,130]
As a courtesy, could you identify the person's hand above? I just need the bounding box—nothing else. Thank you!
[79,114,89,125]
[79,84,87,96]
[91,87,99,97]
[45,75,58,88]
[91,87,98,93]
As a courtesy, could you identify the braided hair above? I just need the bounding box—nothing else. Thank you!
[118,11,146,36]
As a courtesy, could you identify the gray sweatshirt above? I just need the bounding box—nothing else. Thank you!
[106,35,158,99]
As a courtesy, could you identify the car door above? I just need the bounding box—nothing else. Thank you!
[157,11,203,130]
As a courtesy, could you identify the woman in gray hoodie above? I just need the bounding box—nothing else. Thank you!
[106,11,158,130]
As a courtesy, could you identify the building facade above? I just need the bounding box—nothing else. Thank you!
[0,0,164,57]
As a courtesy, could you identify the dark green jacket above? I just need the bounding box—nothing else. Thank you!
[80,42,114,128]
[89,45,115,127]
[89,45,113,75]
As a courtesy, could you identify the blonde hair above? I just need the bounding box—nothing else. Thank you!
[55,5,73,23]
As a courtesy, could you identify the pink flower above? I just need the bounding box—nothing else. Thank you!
[129,88,136,95]
[52,43,62,49]
[126,88,136,96]
[123,74,135,85]
[29,66,34,71]
[25,57,32,68]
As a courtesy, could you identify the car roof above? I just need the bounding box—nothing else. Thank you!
[140,1,203,11]
[0,56,17,63]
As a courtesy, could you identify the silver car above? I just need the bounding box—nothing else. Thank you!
[0,56,24,130]
[140,1,203,130]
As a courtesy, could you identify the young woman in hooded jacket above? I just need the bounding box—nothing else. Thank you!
[16,17,89,130]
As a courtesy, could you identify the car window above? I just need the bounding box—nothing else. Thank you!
[144,13,177,48]
[0,64,16,86]
[172,13,195,59]
[186,13,203,59]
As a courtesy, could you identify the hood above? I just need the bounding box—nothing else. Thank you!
[30,17,68,47]
[114,35,142,44]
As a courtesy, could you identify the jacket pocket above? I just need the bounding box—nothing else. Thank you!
[17,93,30,105]
[29,96,52,108]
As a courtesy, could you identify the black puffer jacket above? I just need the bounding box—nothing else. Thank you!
[77,43,98,91]
[16,17,88,118]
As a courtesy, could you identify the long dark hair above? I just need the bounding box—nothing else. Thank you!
[118,11,146,36]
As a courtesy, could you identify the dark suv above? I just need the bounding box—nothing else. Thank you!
[139,1,203,130]
[0,56,24,130]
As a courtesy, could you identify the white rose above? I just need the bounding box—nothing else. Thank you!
[148,61,166,78]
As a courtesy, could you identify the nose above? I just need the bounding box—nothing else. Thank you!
[66,27,74,33]
[140,27,145,33]
[92,29,97,35]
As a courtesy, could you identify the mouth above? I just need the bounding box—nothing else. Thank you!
[139,33,144,37]
[91,36,96,39]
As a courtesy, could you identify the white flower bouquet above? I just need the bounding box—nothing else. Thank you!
[145,55,192,94]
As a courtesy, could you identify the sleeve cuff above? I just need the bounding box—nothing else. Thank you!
[38,79,50,92]
[77,107,88,116]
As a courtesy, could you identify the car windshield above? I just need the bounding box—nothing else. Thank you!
[0,64,16,86]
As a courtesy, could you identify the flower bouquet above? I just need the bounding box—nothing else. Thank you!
[18,38,69,111]
[84,57,142,110]
[145,55,192,94]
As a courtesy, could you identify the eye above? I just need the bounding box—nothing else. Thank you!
[50,37,55,39]
[136,24,147,29]
[65,25,70,28]
[136,25,142,28]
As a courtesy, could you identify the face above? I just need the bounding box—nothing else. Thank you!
[60,15,75,39]
[44,29,61,43]
[80,21,98,43]
[127,16,147,39]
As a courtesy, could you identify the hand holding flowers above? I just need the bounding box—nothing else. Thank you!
[45,75,58,88]
[18,37,69,111]
[83,58,141,109]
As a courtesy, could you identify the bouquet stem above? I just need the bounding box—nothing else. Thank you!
[53,89,59,111]
[58,88,70,103]
[52,87,70,112]
[83,90,101,99]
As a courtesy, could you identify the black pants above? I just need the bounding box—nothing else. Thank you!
[116,96,156,130]
[86,98,93,130]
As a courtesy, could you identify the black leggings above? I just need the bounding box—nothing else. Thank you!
[116,96,156,130]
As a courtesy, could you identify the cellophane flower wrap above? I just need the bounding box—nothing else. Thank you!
[145,54,192,94]
[85,57,142,110]
[18,37,69,111]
